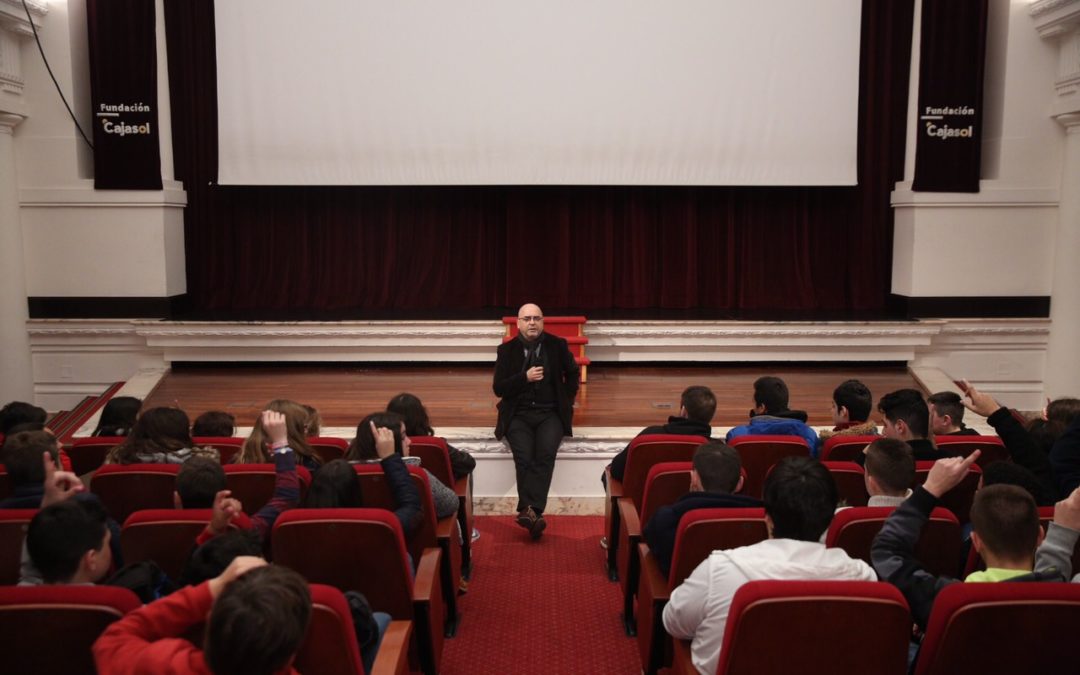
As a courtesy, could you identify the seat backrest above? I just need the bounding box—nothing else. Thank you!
[90,463,181,523]
[716,580,910,675]
[820,435,878,462]
[192,436,244,464]
[728,435,812,499]
[639,461,693,527]
[272,508,415,621]
[354,463,436,563]
[623,435,706,510]
[821,461,869,507]
[120,509,214,581]
[408,436,454,488]
[914,461,982,524]
[222,463,313,515]
[669,507,769,589]
[825,506,961,578]
[933,435,1009,468]
[308,436,349,463]
[69,437,126,475]
[294,584,368,675]
[0,509,37,585]
[0,584,141,675]
[915,582,1080,675]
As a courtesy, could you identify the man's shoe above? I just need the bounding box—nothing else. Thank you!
[530,513,547,540]
[516,507,537,530]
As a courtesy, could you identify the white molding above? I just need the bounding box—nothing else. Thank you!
[1030,0,1080,38]
[891,182,1060,207]
[20,180,188,207]
[0,0,46,38]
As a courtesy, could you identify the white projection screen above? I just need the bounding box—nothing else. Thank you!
[214,1,862,186]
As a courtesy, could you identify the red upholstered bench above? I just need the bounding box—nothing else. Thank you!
[502,315,591,382]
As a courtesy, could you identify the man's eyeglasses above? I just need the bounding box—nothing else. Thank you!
[518,316,544,323]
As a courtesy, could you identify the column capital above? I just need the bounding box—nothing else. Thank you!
[1031,0,1080,39]
[0,111,24,133]
[0,0,47,38]
[1056,112,1080,131]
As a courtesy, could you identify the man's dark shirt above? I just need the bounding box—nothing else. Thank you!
[643,491,762,576]
[906,438,963,461]
[609,416,712,482]
[940,426,980,436]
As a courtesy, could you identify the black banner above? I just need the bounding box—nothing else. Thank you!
[87,0,162,190]
[912,0,987,193]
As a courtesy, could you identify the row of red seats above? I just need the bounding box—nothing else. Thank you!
[0,581,413,675]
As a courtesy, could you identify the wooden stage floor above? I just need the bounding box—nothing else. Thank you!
[144,364,921,431]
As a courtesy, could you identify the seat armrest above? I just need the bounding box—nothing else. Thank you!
[618,498,642,540]
[368,620,413,675]
[670,639,696,675]
[435,515,456,540]
[639,544,670,603]
[412,548,443,605]
[607,470,624,499]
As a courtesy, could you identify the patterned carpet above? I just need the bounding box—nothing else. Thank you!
[440,515,642,675]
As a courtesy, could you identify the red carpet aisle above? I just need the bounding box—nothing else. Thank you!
[441,516,641,675]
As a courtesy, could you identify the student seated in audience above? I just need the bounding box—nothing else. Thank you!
[191,410,236,438]
[663,457,875,675]
[877,389,959,462]
[0,400,47,437]
[348,412,459,520]
[816,379,878,452]
[956,379,1059,501]
[872,451,1080,632]
[1,430,67,508]
[194,412,300,545]
[304,455,422,541]
[92,396,142,437]
[302,403,322,436]
[928,391,979,437]
[236,399,321,470]
[862,437,915,507]
[94,557,310,675]
[387,392,476,480]
[643,440,760,576]
[606,385,716,485]
[105,407,219,465]
[21,454,112,586]
[725,376,818,454]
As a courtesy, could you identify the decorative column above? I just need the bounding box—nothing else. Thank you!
[1032,0,1080,397]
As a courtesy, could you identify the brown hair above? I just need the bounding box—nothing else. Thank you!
[863,438,915,494]
[237,400,319,465]
[970,484,1040,563]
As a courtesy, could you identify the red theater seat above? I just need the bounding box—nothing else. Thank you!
[727,435,812,499]
[408,436,474,578]
[69,436,125,475]
[825,506,962,578]
[90,463,180,523]
[0,509,37,585]
[820,434,878,462]
[120,509,214,580]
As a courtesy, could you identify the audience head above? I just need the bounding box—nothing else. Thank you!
[927,391,966,435]
[691,441,742,494]
[982,461,1053,507]
[192,410,236,438]
[302,404,321,437]
[680,386,717,425]
[969,484,1041,568]
[348,412,407,460]
[305,459,363,508]
[387,392,435,436]
[752,376,789,416]
[26,499,111,584]
[91,396,142,437]
[239,399,317,465]
[762,456,838,541]
[863,438,915,497]
[178,529,264,587]
[205,564,311,675]
[1,430,57,487]
[175,457,227,509]
[0,401,47,435]
[831,379,872,425]
[107,407,195,464]
[877,389,930,441]
[1045,397,1080,427]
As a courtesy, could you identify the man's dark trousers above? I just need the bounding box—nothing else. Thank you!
[506,406,563,514]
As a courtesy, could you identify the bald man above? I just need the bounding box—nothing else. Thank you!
[494,303,580,539]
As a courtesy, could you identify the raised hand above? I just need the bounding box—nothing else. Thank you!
[922,450,980,498]
[261,410,288,448]
[41,451,84,508]
[371,421,396,459]
[958,379,1000,418]
[209,489,243,534]
[1053,486,1080,533]
[208,555,266,598]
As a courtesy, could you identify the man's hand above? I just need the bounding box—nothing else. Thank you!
[1053,486,1080,533]
[371,421,396,459]
[41,451,84,508]
[526,366,544,382]
[208,555,266,598]
[958,379,1001,419]
[209,489,243,534]
[262,410,288,448]
[922,450,980,499]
